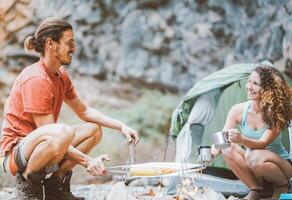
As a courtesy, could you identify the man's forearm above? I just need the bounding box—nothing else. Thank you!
[80,107,125,131]
[64,145,92,168]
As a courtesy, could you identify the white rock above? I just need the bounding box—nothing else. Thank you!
[106,182,136,200]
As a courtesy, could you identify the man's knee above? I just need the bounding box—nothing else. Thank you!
[61,124,75,139]
[49,124,75,148]
[85,122,102,144]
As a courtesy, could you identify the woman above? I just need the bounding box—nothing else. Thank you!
[211,65,292,199]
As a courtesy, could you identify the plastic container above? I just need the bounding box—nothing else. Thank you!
[280,193,292,200]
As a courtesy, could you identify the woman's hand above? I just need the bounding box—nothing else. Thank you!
[228,129,243,143]
[121,124,139,145]
[86,154,110,176]
[211,144,220,159]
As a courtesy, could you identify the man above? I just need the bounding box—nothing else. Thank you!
[0,18,139,200]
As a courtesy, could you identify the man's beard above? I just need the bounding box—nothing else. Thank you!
[61,59,71,66]
[56,51,71,66]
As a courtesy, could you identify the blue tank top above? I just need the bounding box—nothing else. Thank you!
[240,101,290,159]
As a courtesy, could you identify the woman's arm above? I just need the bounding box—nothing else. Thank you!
[230,128,280,149]
[222,103,242,131]
[211,103,243,158]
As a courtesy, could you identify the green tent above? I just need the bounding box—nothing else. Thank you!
[170,61,292,169]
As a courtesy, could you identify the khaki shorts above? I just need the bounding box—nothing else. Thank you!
[0,140,27,176]
[1,140,59,176]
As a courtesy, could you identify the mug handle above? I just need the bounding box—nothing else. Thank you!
[197,146,201,156]
[224,131,231,143]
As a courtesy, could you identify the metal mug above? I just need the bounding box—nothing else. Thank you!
[212,131,230,150]
[197,145,212,162]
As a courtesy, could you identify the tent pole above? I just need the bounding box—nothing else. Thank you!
[163,133,172,162]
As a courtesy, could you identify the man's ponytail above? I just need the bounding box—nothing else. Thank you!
[24,35,36,52]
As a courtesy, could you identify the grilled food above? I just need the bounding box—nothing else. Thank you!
[130,167,176,176]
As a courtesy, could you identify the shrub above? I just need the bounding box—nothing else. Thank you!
[109,89,180,139]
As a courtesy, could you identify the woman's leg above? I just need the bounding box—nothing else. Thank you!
[245,149,292,198]
[245,149,292,186]
[222,144,260,189]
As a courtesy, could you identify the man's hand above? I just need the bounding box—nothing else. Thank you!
[86,154,110,176]
[121,124,139,145]
[228,129,242,143]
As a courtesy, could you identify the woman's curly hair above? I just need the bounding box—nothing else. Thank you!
[255,65,292,132]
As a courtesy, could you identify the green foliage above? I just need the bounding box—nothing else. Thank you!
[109,90,180,139]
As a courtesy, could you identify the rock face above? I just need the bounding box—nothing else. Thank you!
[0,0,291,91]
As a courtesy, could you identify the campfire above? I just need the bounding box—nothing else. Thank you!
[106,179,238,200]
[105,160,241,200]
[105,143,239,200]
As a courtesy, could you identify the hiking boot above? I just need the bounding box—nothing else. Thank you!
[62,171,85,200]
[15,172,45,200]
[44,171,85,200]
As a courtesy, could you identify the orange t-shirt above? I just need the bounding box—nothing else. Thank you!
[0,58,77,156]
